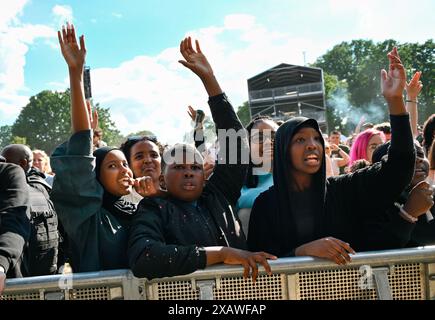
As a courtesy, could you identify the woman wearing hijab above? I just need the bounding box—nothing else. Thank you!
[50,24,149,272]
[248,47,417,265]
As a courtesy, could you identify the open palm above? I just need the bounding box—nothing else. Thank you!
[58,23,86,71]
[381,47,406,100]
[179,37,214,79]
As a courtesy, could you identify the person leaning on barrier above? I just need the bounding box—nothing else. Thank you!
[247,47,416,264]
[50,23,158,273]
[128,37,276,282]
[1,144,59,276]
[0,163,31,294]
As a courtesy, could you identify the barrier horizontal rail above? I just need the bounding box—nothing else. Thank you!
[2,246,435,300]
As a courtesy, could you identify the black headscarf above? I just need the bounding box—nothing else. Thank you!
[272,117,326,249]
[93,147,136,219]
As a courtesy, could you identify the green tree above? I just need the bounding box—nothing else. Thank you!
[93,103,124,147]
[314,39,434,129]
[237,102,250,127]
[0,125,13,149]
[12,90,122,154]
[12,90,71,154]
[323,73,350,134]
[11,136,27,145]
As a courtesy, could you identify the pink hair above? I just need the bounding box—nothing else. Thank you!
[349,129,385,165]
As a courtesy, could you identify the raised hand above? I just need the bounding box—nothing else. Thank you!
[187,105,197,122]
[58,23,89,133]
[58,23,86,72]
[295,237,356,265]
[405,71,423,100]
[179,37,222,97]
[381,47,406,101]
[179,37,214,79]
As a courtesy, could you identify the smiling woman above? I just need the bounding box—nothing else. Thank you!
[49,23,155,273]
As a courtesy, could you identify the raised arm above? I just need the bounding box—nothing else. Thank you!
[405,71,423,138]
[179,37,248,205]
[381,47,407,116]
[58,23,89,133]
[179,37,222,97]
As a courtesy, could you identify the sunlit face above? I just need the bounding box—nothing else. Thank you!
[250,120,279,171]
[289,126,324,176]
[129,140,161,183]
[329,133,340,146]
[99,150,133,196]
[366,134,384,164]
[33,153,46,172]
[163,153,204,202]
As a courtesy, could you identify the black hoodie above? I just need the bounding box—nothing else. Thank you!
[248,114,415,257]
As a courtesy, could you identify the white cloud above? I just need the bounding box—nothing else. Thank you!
[89,15,328,144]
[326,0,432,43]
[52,4,74,27]
[0,0,27,30]
[0,2,57,125]
[224,14,256,30]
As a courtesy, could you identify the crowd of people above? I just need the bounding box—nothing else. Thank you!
[1,23,434,294]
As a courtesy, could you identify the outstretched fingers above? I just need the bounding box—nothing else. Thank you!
[80,35,86,53]
[408,71,421,86]
[57,30,63,46]
[61,25,67,43]
[70,24,78,45]
[195,40,202,54]
[186,36,195,55]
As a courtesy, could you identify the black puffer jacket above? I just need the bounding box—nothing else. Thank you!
[0,163,30,278]
[128,93,248,279]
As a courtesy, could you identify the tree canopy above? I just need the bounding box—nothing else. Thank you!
[11,90,122,154]
[313,39,434,134]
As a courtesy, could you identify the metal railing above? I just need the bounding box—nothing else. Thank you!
[2,246,435,300]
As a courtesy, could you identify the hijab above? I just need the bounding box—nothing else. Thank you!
[272,117,326,249]
[93,147,136,219]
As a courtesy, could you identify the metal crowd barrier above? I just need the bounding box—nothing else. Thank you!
[2,246,435,300]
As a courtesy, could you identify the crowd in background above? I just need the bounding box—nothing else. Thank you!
[1,23,434,294]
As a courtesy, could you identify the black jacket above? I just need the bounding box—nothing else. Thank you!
[248,114,415,256]
[0,163,30,278]
[128,93,248,279]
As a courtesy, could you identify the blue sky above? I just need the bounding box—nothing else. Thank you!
[1,0,434,145]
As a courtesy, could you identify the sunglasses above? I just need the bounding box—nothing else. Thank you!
[251,131,276,144]
[126,135,158,144]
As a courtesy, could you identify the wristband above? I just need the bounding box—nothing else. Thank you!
[405,99,418,103]
[394,202,418,223]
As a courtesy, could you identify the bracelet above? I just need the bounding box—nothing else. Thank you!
[394,202,418,223]
[405,99,418,103]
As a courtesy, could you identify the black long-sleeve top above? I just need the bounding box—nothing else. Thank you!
[0,163,30,278]
[248,114,415,256]
[128,93,249,279]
